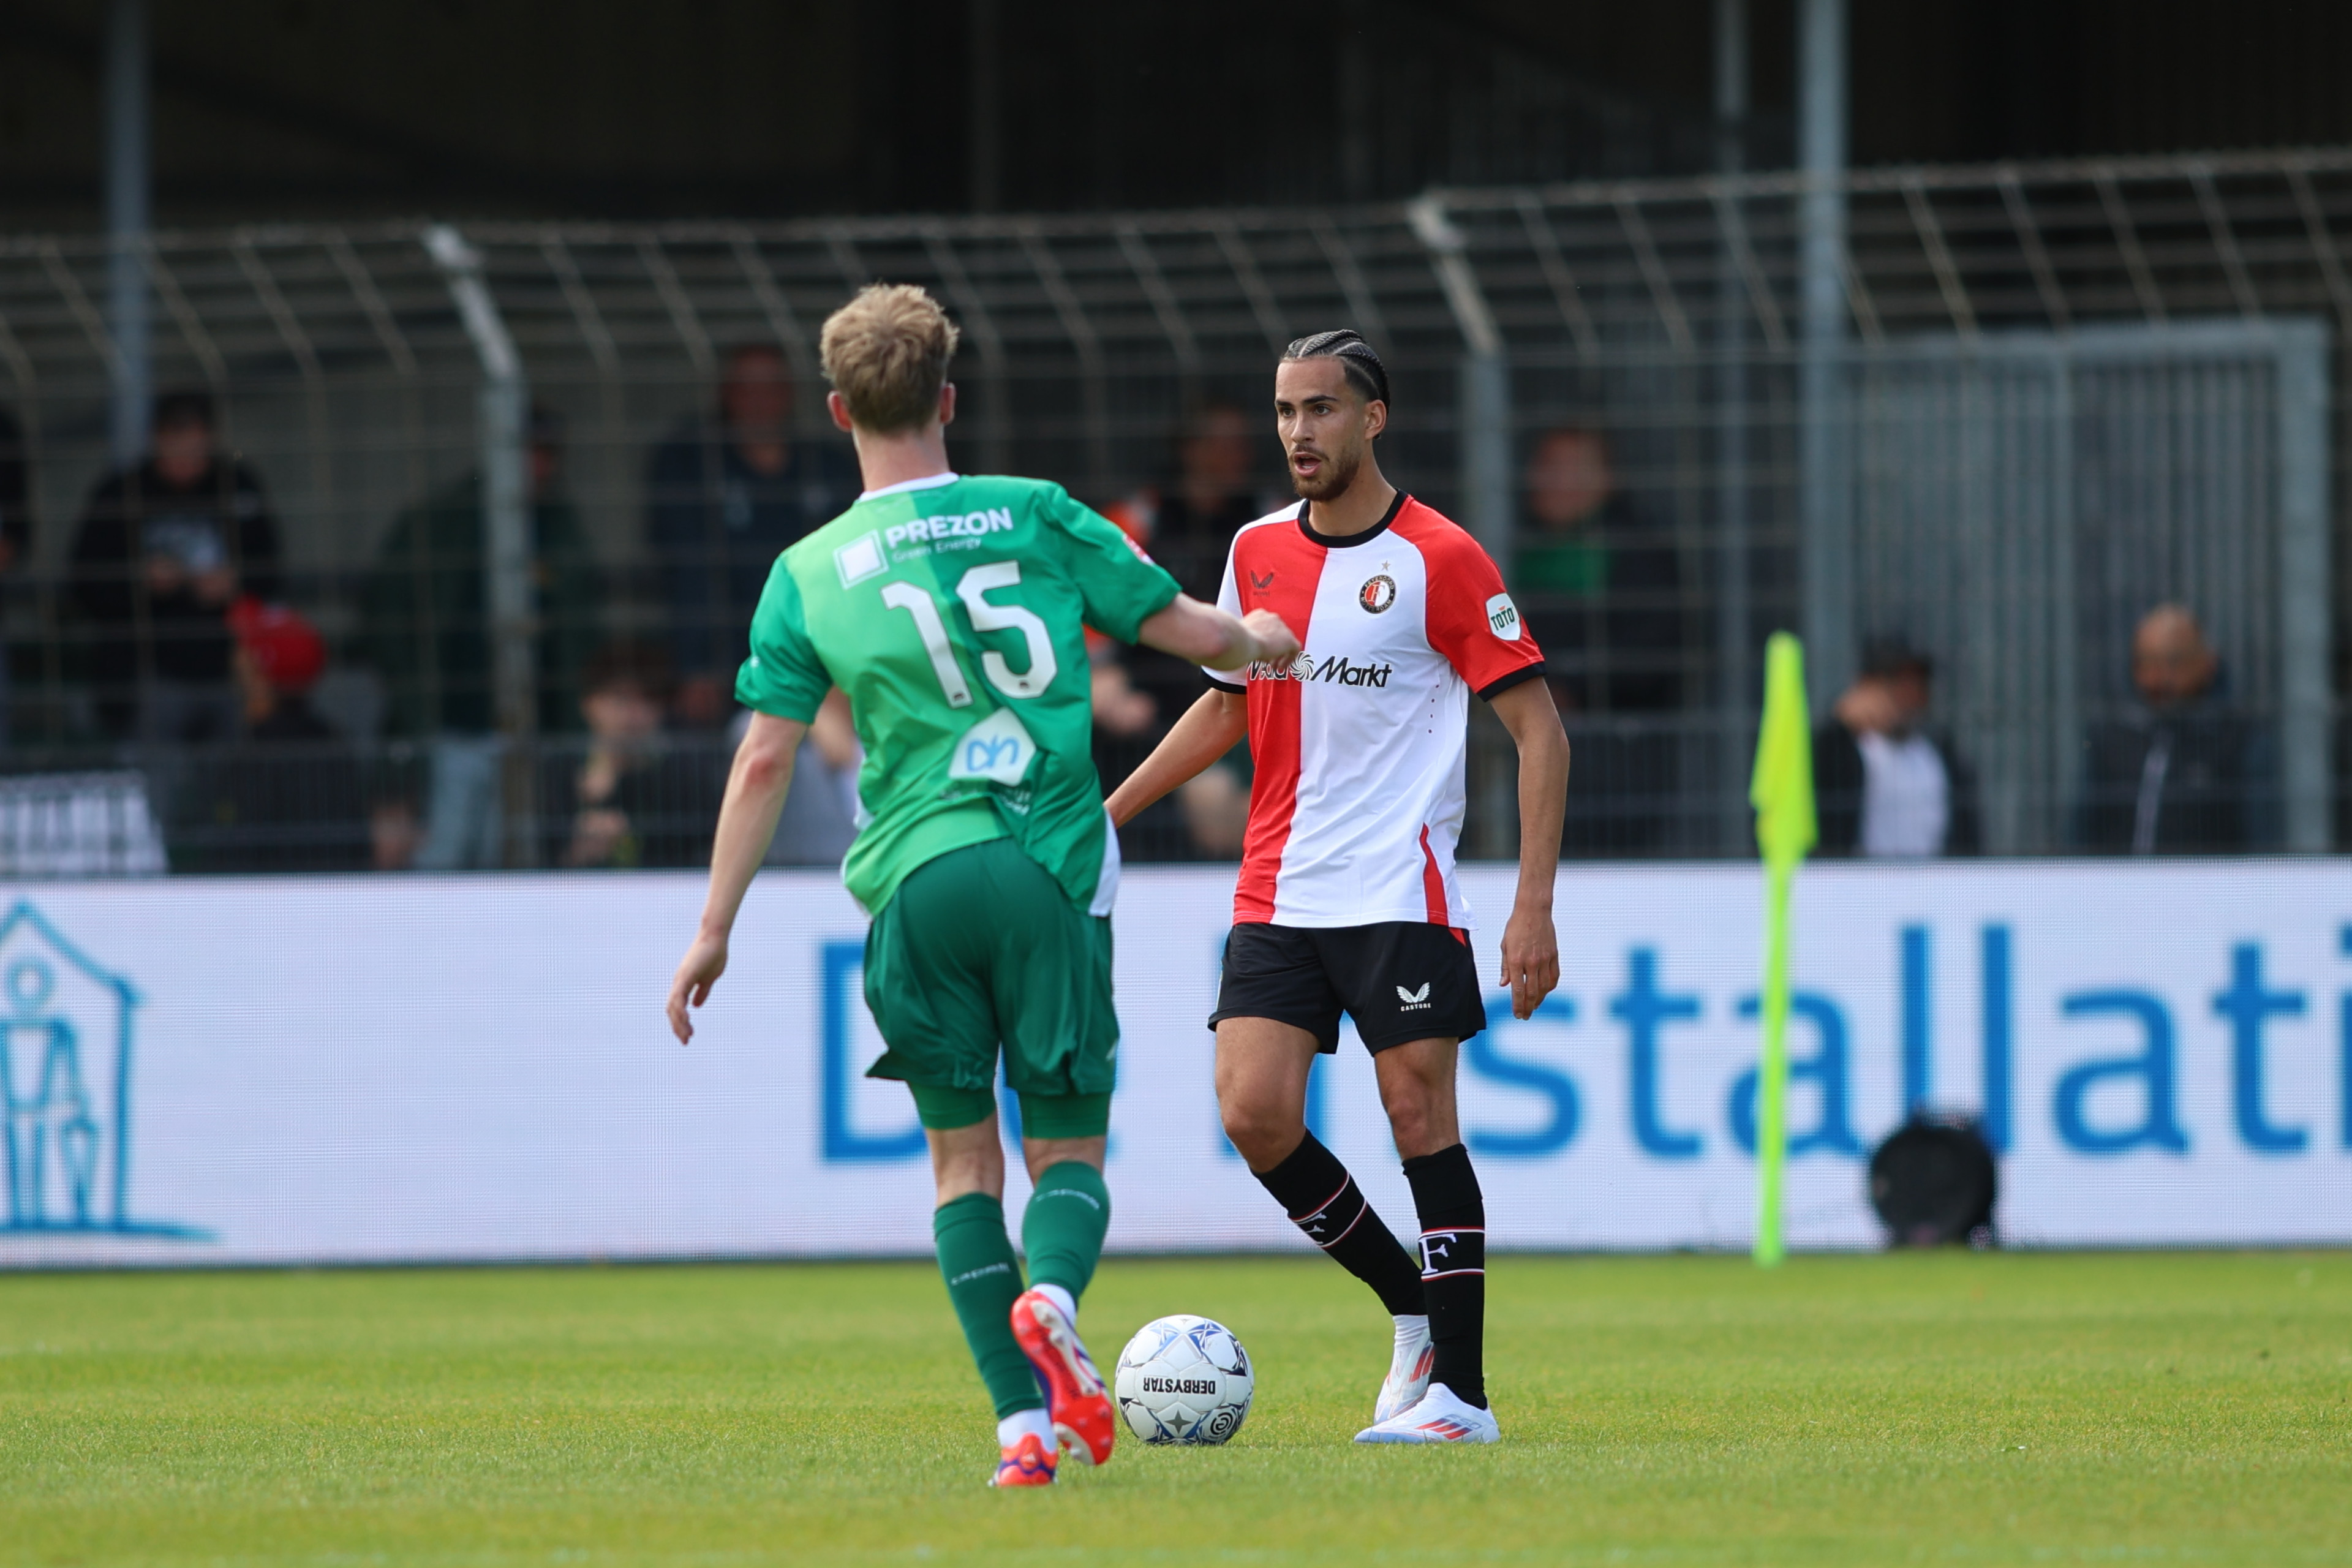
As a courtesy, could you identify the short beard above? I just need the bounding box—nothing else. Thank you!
[1291,445,1363,502]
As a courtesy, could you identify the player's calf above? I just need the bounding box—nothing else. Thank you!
[1251,1128,1428,1318]
[1403,1142,1488,1411]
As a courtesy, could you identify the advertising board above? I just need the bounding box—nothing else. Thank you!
[2,862,2346,1267]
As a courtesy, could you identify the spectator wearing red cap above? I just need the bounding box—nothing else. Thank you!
[171,598,366,873]
[228,597,330,741]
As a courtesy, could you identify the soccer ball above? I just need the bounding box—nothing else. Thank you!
[1113,1314,1254,1446]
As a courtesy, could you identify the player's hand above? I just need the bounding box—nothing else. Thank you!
[666,931,729,1044]
[1241,609,1300,668]
[1499,902,1559,1020]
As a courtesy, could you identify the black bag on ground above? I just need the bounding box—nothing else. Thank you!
[1868,1114,1998,1248]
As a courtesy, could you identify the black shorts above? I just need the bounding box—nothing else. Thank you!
[1209,921,1487,1054]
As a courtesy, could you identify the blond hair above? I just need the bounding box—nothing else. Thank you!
[819,284,961,432]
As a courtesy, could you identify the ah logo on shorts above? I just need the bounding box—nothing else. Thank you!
[947,706,1038,786]
[1396,982,1432,1010]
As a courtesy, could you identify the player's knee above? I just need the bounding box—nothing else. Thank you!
[1218,1095,1302,1168]
[1378,1073,1444,1149]
[1021,1136,1104,1184]
[1383,1101,1435,1153]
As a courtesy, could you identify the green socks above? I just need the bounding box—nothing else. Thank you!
[1022,1161,1112,1298]
[932,1193,1041,1419]
[932,1166,1113,1422]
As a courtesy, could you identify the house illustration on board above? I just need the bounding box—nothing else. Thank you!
[0,900,200,1238]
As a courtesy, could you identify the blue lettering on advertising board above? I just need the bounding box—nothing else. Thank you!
[1728,992,1861,1157]
[1980,924,2014,1153]
[1465,994,1578,1157]
[2342,925,2352,1150]
[811,916,2352,1172]
[1612,948,1703,1159]
[2214,943,2307,1153]
[1901,925,1932,1114]
[2054,990,2189,1155]
[820,938,925,1161]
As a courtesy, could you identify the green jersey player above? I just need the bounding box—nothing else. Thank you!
[665,284,1298,1488]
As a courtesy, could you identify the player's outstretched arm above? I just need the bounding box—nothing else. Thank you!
[1104,688,1247,828]
[1102,598,1297,827]
[1490,678,1570,1020]
[1137,596,1297,673]
[666,710,807,1044]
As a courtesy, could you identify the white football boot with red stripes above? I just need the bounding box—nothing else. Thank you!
[1354,1382,1501,1444]
[1374,1314,1434,1423]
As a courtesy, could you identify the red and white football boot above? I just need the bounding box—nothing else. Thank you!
[1009,1287,1117,1467]
[990,1431,1058,1487]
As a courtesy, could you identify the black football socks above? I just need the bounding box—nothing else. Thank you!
[1403,1141,1487,1409]
[1253,1130,1427,1317]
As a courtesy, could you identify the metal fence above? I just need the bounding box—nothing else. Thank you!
[0,146,2346,872]
[1841,320,2329,853]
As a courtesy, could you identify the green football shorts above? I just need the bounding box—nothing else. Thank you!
[862,836,1117,1138]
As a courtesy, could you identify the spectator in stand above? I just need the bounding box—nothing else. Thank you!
[1515,425,1683,715]
[0,404,29,747]
[1518,426,1684,854]
[1107,401,1272,707]
[545,641,721,870]
[2079,603,2274,854]
[1119,401,1269,603]
[173,598,366,873]
[360,404,602,870]
[640,344,868,869]
[645,343,860,730]
[69,390,281,744]
[1101,401,1275,858]
[1812,635,1980,858]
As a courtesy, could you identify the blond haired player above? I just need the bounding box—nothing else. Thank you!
[665,285,1297,1485]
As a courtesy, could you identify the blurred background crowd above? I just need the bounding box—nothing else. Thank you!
[0,361,2295,871]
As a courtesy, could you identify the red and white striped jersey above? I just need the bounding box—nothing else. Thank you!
[1202,492,1546,929]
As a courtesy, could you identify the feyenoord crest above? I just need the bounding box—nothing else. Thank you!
[1358,573,1398,614]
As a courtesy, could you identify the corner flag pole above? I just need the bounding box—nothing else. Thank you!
[1749,633,1817,1268]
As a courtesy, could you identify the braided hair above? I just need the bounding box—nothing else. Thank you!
[1281,328,1390,410]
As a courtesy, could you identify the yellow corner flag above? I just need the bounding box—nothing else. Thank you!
[1748,632,1816,1267]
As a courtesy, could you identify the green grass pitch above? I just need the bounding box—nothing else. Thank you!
[2,1252,2347,1565]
